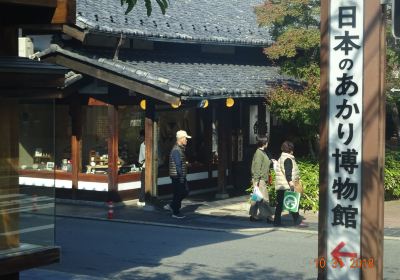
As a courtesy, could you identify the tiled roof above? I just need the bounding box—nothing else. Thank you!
[76,0,272,46]
[0,56,67,74]
[36,44,294,100]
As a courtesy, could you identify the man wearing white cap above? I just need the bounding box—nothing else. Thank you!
[164,130,191,218]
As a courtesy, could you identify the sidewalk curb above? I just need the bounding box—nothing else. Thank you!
[56,213,400,240]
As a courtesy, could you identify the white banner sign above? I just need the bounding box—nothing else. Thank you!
[328,1,363,279]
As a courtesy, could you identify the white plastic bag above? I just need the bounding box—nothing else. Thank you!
[251,185,263,202]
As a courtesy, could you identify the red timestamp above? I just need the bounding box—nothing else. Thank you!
[311,257,376,269]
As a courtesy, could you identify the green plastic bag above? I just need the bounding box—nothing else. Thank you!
[283,191,301,213]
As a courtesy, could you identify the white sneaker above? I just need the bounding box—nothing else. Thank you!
[163,204,172,212]
[172,213,186,219]
[137,201,146,207]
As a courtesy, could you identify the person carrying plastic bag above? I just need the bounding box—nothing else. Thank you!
[249,135,274,223]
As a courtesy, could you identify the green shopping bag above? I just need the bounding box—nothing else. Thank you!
[282,191,301,213]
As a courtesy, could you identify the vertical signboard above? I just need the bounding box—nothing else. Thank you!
[328,1,363,279]
[249,105,270,144]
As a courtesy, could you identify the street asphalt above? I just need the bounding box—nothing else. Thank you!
[16,193,400,279]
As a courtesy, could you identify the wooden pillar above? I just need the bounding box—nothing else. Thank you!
[318,0,329,276]
[145,101,155,196]
[0,99,20,250]
[361,3,385,279]
[216,103,229,199]
[107,104,118,200]
[202,108,213,179]
[70,94,82,195]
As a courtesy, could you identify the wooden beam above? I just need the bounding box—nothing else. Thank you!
[52,0,76,24]
[88,97,108,106]
[50,55,180,104]
[107,104,119,195]
[0,1,58,24]
[145,101,155,195]
[0,88,65,99]
[0,73,65,88]
[0,0,57,8]
[0,246,60,276]
[62,24,85,42]
[20,24,63,33]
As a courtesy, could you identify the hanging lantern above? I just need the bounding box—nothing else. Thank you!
[226,97,235,108]
[140,99,146,110]
[171,100,181,108]
[197,99,209,108]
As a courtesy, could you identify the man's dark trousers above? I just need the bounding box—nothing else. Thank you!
[170,178,188,215]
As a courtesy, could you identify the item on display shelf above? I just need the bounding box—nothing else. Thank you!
[61,159,72,172]
[34,148,43,157]
[32,164,39,169]
[46,162,55,170]
[20,165,27,170]
[90,161,96,167]
[131,165,139,172]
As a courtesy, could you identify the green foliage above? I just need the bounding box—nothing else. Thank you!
[384,150,400,200]
[255,0,321,147]
[296,158,319,212]
[120,0,170,16]
[265,28,320,60]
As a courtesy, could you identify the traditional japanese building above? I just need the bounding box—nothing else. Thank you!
[17,0,295,203]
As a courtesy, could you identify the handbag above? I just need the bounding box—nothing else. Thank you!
[294,179,304,194]
[283,191,301,212]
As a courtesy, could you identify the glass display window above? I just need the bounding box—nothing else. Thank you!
[158,108,207,169]
[118,106,144,174]
[81,105,109,174]
[55,105,72,172]
[19,103,55,172]
[2,100,56,257]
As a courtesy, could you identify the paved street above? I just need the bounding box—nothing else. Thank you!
[21,216,400,280]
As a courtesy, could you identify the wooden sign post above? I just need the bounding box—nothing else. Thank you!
[319,0,385,279]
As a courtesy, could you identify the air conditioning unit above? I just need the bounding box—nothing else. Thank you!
[18,37,34,58]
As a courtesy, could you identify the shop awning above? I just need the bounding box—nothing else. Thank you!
[35,44,296,102]
[74,0,272,47]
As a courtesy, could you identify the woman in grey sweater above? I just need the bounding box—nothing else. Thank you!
[249,135,274,223]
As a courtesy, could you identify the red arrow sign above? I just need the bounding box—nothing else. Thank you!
[331,241,357,268]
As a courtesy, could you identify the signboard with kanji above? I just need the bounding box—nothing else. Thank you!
[327,1,363,278]
[321,0,385,278]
